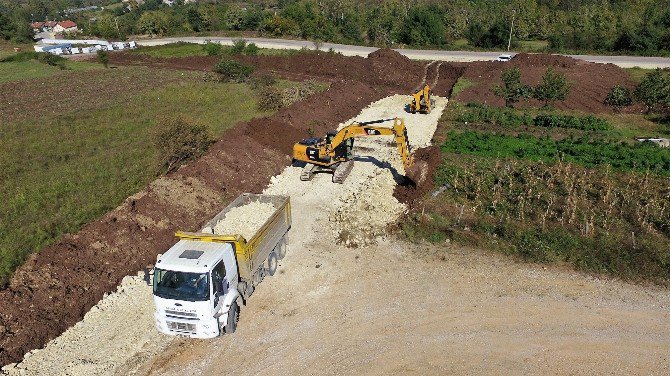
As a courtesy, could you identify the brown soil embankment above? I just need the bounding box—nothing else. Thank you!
[456,53,643,113]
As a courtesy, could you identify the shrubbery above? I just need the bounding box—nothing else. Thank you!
[202,42,223,56]
[152,116,213,173]
[213,59,254,82]
[456,103,612,131]
[442,131,670,174]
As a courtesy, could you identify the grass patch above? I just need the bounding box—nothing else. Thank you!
[625,67,654,84]
[132,42,208,58]
[0,78,277,285]
[518,40,549,52]
[0,59,100,84]
[442,130,670,175]
[450,77,476,98]
[133,42,304,58]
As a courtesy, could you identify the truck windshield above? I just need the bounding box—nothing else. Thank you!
[153,269,210,302]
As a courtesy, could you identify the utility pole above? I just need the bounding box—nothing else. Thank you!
[507,9,516,52]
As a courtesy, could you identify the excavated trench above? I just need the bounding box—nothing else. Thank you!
[0,49,462,367]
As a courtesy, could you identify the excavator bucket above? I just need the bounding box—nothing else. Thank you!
[405,160,428,186]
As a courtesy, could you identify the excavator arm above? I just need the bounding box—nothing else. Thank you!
[329,118,413,170]
[293,117,426,185]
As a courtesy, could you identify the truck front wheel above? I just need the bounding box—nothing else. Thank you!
[225,302,239,334]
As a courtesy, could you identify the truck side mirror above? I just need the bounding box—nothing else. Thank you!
[143,267,153,286]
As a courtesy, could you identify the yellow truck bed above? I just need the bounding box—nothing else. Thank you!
[176,194,291,281]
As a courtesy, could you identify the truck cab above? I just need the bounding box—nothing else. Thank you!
[152,240,241,338]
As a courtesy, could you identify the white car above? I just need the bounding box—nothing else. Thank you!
[495,54,512,62]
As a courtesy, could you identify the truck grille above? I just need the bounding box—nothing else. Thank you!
[165,310,198,320]
[166,321,196,334]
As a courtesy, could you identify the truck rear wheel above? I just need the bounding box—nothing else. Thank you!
[275,237,287,260]
[267,252,278,276]
[225,302,239,334]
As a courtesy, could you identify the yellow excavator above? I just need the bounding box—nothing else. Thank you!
[409,84,434,114]
[292,117,426,185]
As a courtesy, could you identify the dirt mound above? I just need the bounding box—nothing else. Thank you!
[456,54,643,113]
[393,145,442,206]
[109,50,426,92]
[511,53,578,68]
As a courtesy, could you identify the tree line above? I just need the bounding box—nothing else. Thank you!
[1,0,670,56]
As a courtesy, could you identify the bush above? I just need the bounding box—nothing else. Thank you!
[257,81,320,111]
[634,69,670,113]
[532,67,571,107]
[37,53,67,70]
[604,85,633,111]
[231,39,247,54]
[202,42,223,56]
[96,50,109,68]
[244,42,260,56]
[213,59,254,82]
[257,86,283,111]
[152,116,213,173]
[249,73,277,89]
[493,67,531,108]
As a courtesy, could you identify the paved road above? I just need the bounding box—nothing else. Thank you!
[137,36,670,68]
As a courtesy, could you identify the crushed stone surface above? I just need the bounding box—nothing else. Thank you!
[206,201,276,240]
[1,275,168,376]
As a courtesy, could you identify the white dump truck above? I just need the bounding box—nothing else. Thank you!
[149,193,291,337]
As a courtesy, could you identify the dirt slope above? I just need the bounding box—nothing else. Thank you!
[455,53,644,113]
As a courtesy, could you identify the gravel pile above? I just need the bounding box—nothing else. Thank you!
[2,274,169,376]
[209,201,276,240]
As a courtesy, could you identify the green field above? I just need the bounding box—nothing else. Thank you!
[132,42,302,58]
[405,100,670,284]
[0,59,313,285]
[0,59,101,84]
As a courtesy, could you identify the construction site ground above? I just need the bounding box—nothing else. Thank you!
[1,50,669,374]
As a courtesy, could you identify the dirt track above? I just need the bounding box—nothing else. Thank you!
[137,242,670,375]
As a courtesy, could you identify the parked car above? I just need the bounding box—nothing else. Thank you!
[495,54,513,62]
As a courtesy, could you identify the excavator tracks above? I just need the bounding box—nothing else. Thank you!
[300,164,318,181]
[332,160,354,184]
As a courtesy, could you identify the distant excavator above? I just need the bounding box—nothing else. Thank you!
[292,117,427,185]
[409,84,435,114]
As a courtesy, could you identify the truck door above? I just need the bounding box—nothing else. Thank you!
[222,247,238,287]
[212,261,226,312]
